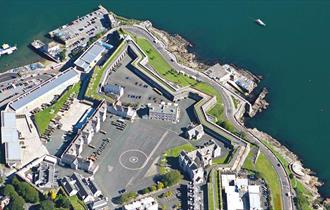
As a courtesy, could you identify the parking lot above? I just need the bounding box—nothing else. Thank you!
[105,55,169,106]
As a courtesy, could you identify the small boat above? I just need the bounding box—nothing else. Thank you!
[255,18,266,27]
[0,43,17,57]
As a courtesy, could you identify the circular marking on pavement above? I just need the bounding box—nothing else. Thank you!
[119,149,147,170]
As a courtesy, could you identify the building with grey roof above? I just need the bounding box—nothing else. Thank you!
[148,102,180,123]
[0,111,21,167]
[74,42,107,73]
[61,101,107,174]
[186,124,204,140]
[107,101,137,121]
[179,140,221,184]
[9,68,80,113]
[103,84,124,99]
[60,172,107,209]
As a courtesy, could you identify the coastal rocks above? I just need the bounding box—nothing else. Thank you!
[148,26,209,70]
[249,88,269,117]
[248,128,323,201]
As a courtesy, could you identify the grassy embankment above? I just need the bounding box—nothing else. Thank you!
[34,81,81,135]
[208,169,222,210]
[159,143,195,175]
[260,140,313,210]
[243,150,282,210]
[69,195,88,210]
[134,36,237,133]
[85,41,126,101]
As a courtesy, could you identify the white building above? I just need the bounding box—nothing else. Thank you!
[103,84,124,99]
[9,68,80,113]
[107,101,137,121]
[124,197,158,210]
[60,172,108,209]
[148,102,180,123]
[74,42,107,73]
[0,111,21,167]
[221,174,264,210]
[186,124,204,140]
[179,140,221,184]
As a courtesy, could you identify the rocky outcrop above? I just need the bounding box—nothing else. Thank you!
[249,128,323,202]
[148,26,209,71]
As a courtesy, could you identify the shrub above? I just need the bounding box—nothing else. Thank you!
[119,192,138,204]
[150,185,157,192]
[161,170,183,187]
[141,188,150,195]
[2,184,17,198]
[5,195,25,210]
[157,182,165,190]
[55,194,71,208]
[39,200,55,210]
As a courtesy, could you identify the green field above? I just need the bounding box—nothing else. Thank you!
[34,81,81,135]
[255,152,282,210]
[159,143,196,174]
[69,195,87,210]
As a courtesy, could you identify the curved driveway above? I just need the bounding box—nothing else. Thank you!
[123,25,294,210]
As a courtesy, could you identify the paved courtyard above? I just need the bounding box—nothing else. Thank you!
[105,54,170,106]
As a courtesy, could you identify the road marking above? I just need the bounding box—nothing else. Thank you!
[126,131,169,187]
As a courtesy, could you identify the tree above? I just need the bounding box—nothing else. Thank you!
[11,176,20,188]
[150,185,157,192]
[55,194,71,208]
[157,182,165,190]
[5,195,25,210]
[39,200,55,210]
[161,170,183,187]
[59,49,67,61]
[24,184,39,203]
[50,190,57,200]
[2,184,17,198]
[119,192,138,204]
[141,188,150,195]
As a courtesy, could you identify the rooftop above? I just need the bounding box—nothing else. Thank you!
[10,68,80,111]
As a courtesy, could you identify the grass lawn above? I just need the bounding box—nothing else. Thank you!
[134,36,230,127]
[242,145,258,171]
[207,183,215,210]
[159,143,196,174]
[135,37,197,87]
[69,195,87,210]
[34,81,81,135]
[260,140,312,210]
[256,152,282,210]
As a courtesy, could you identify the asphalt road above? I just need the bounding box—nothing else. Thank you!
[123,25,294,210]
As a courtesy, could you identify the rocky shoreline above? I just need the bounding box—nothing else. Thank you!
[146,22,326,208]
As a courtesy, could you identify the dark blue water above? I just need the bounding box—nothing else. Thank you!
[1,0,330,196]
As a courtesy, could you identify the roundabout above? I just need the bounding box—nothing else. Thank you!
[119,149,148,170]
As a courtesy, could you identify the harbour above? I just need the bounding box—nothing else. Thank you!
[0,0,330,199]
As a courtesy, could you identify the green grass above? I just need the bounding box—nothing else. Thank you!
[135,37,197,87]
[212,152,231,165]
[85,40,126,100]
[159,143,196,174]
[242,145,258,171]
[256,152,282,210]
[207,183,215,210]
[132,35,239,134]
[69,195,87,210]
[231,95,240,109]
[34,81,81,135]
[260,139,313,210]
